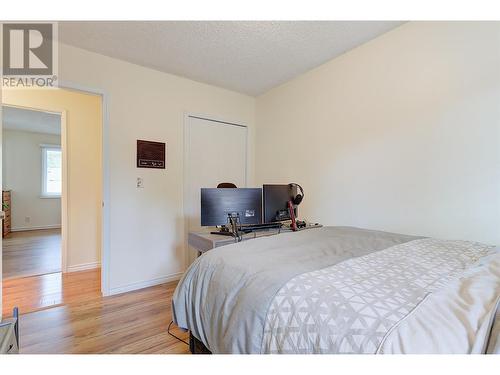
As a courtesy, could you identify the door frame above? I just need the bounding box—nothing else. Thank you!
[59,81,110,296]
[1,104,69,274]
[182,112,249,269]
[0,81,110,318]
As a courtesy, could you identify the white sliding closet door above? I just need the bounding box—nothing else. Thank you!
[185,115,247,265]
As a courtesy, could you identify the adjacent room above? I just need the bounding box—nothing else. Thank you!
[2,106,62,280]
[0,20,498,357]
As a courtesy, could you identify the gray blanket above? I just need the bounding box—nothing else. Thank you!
[172,226,419,353]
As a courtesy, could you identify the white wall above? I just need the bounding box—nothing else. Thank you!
[2,129,61,231]
[256,22,500,245]
[57,43,256,294]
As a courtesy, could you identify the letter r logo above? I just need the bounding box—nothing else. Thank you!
[2,23,53,76]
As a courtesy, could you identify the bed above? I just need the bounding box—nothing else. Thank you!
[172,226,500,354]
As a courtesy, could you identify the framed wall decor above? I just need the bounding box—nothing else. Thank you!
[137,140,166,169]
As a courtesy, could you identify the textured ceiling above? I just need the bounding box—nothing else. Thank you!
[59,21,404,96]
[2,106,61,135]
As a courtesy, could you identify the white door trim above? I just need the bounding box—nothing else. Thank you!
[59,81,110,296]
[182,112,249,270]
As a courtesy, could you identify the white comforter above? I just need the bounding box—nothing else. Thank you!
[262,238,500,354]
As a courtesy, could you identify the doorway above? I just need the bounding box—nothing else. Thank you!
[2,106,64,280]
[184,114,248,266]
[1,87,104,318]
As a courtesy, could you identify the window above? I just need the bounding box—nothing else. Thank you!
[41,145,62,198]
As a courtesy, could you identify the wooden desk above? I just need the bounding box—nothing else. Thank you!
[189,224,322,255]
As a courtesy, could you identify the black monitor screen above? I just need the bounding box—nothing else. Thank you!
[263,184,297,223]
[201,188,262,226]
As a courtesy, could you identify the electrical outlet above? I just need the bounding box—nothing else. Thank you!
[25,216,30,223]
[137,177,144,188]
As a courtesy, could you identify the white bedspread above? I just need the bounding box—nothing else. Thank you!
[262,238,499,354]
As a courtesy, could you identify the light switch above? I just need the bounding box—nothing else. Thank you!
[137,177,144,188]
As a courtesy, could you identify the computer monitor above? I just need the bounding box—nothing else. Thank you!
[262,184,298,223]
[201,188,262,226]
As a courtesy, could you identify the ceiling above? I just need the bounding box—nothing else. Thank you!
[59,21,404,96]
[2,106,61,135]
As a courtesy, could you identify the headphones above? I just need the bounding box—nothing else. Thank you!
[289,183,304,206]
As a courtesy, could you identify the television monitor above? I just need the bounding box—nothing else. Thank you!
[263,184,298,223]
[201,188,262,226]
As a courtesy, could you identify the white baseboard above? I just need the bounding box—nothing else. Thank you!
[107,272,184,296]
[11,224,61,232]
[67,261,101,273]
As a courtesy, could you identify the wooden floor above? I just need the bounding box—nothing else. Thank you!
[2,269,190,354]
[2,229,61,279]
[2,269,100,317]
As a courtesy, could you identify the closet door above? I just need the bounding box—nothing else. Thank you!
[185,115,247,265]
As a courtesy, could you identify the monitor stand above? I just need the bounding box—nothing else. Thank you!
[210,214,242,241]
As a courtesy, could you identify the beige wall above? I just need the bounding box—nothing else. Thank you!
[57,43,256,294]
[256,22,500,245]
[3,129,62,230]
[2,88,103,270]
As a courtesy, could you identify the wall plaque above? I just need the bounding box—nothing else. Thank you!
[137,140,166,169]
